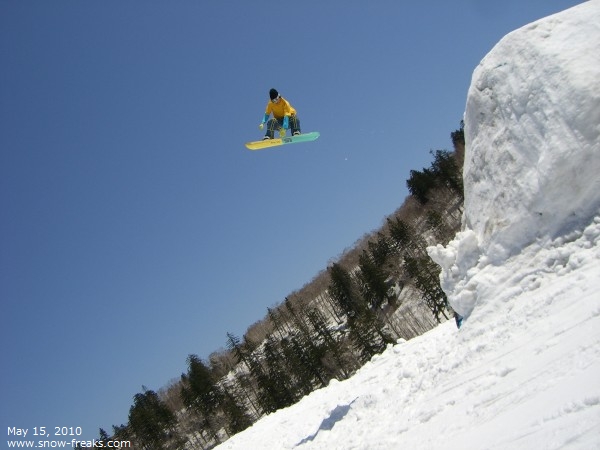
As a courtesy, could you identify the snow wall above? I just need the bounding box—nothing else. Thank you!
[429,1,600,318]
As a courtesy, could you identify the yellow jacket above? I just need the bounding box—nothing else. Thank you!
[265,97,296,119]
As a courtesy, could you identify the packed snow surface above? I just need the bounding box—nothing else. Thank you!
[217,2,600,449]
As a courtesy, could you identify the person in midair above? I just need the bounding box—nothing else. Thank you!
[259,88,301,140]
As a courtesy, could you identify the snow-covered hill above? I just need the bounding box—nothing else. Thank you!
[216,2,600,449]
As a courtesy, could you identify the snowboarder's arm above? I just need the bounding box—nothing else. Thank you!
[259,113,269,130]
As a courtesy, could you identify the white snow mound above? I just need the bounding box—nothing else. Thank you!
[429,0,600,318]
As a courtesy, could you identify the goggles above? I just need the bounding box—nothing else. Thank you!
[271,96,280,103]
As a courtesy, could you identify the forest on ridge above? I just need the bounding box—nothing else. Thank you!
[90,123,466,450]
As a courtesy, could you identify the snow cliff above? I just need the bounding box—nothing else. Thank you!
[429,0,600,318]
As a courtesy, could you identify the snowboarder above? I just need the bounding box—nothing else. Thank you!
[454,312,463,329]
[259,88,301,140]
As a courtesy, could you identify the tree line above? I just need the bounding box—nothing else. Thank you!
[89,123,465,450]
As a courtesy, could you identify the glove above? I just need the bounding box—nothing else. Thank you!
[279,128,286,137]
[259,123,264,130]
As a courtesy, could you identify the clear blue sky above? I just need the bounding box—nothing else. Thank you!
[1,0,583,442]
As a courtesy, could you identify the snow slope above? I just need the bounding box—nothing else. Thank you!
[216,2,600,449]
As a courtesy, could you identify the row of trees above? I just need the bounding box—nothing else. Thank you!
[98,124,465,449]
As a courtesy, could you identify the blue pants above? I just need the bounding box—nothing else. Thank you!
[265,115,301,138]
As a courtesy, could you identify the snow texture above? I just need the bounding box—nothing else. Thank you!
[431,0,600,318]
[216,2,600,449]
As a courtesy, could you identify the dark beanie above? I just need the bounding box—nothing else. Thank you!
[269,88,279,100]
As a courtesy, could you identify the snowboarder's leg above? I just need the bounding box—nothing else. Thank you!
[266,118,282,139]
[290,115,301,135]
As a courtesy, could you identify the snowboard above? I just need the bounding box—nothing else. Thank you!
[245,131,320,150]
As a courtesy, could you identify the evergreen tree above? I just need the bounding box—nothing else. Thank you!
[357,250,390,309]
[220,386,253,436]
[231,372,261,418]
[287,334,328,391]
[284,297,311,335]
[226,333,253,371]
[256,336,297,412]
[387,217,426,258]
[430,149,464,199]
[128,388,176,450]
[267,307,288,341]
[347,309,394,362]
[368,232,394,268]
[283,299,329,389]
[328,263,364,317]
[426,210,452,243]
[226,332,263,416]
[406,167,437,204]
[180,354,222,417]
[407,146,463,205]
[451,120,465,148]
[93,429,112,449]
[111,424,131,445]
[306,308,354,379]
[329,263,393,362]
[404,257,449,322]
